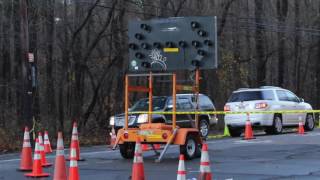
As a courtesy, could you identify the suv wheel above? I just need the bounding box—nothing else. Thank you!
[266,115,282,134]
[229,127,242,137]
[180,134,199,160]
[304,114,314,131]
[119,142,135,159]
[199,119,209,138]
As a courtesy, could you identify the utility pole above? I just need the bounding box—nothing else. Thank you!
[20,0,33,130]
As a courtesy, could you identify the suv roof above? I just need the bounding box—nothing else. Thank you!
[139,93,207,99]
[176,93,205,96]
[235,86,283,92]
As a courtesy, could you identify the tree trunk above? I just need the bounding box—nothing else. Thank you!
[19,0,32,128]
[276,0,288,87]
[45,0,57,132]
[294,0,301,94]
[255,0,266,86]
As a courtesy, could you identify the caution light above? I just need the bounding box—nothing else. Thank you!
[129,43,137,50]
[153,42,162,49]
[197,30,207,37]
[179,41,187,48]
[141,43,149,50]
[165,42,175,48]
[140,23,151,32]
[191,21,199,29]
[197,49,206,56]
[141,62,151,68]
[192,41,200,48]
[135,52,144,59]
[204,39,212,46]
[135,33,144,40]
[191,60,200,67]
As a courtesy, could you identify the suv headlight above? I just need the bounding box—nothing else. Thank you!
[109,116,115,126]
[137,114,148,123]
[128,116,137,125]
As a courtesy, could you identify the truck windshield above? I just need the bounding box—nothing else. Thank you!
[228,90,275,102]
[130,97,167,111]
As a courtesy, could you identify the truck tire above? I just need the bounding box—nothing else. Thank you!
[119,142,135,159]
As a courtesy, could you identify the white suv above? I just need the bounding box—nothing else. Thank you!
[224,86,315,137]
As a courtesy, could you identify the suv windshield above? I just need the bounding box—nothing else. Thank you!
[130,97,167,111]
[228,90,275,102]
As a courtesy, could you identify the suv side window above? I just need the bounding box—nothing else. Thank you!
[276,90,289,101]
[285,91,300,103]
[199,95,214,109]
[178,98,193,110]
[262,90,275,100]
[167,99,181,109]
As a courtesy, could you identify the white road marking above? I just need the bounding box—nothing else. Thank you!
[0,149,116,163]
[189,170,200,173]
[291,132,320,137]
[233,139,272,144]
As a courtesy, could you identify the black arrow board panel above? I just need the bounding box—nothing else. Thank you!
[128,16,218,72]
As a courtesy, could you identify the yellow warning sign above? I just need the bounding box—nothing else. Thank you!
[163,48,179,53]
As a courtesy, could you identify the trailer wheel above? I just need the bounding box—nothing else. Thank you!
[119,142,135,159]
[180,134,199,160]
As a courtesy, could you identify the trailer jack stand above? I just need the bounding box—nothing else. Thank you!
[155,128,178,163]
[151,145,160,156]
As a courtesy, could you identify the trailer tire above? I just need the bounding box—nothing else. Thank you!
[119,142,135,159]
[180,134,199,160]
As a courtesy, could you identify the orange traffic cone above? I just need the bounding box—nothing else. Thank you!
[38,132,52,167]
[18,126,33,171]
[25,138,50,177]
[53,132,67,180]
[198,143,212,180]
[131,137,145,180]
[298,121,305,135]
[68,140,79,180]
[68,122,84,161]
[109,128,116,146]
[244,113,255,140]
[44,131,53,153]
[177,154,186,180]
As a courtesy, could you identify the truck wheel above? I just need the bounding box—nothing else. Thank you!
[119,142,135,159]
[229,127,241,137]
[180,134,199,160]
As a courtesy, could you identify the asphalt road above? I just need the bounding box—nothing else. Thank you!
[1,129,320,180]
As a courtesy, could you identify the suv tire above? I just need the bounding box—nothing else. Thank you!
[180,134,199,160]
[229,127,242,137]
[304,114,315,131]
[266,115,282,135]
[199,119,210,138]
[119,142,135,159]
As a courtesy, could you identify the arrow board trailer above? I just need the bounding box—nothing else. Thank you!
[113,16,218,162]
